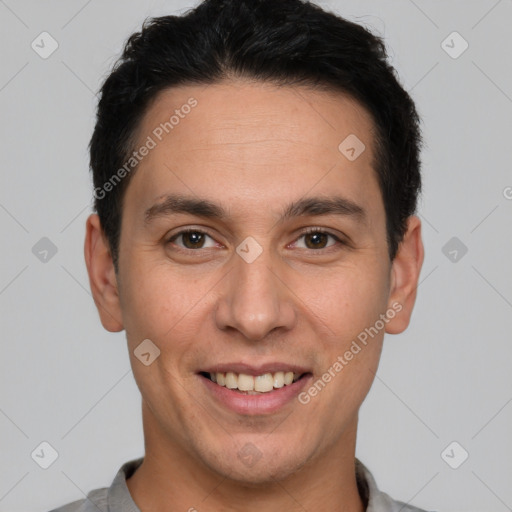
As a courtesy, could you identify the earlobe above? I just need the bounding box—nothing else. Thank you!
[385,216,424,335]
[84,214,124,332]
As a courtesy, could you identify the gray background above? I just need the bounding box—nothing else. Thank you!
[1,1,511,511]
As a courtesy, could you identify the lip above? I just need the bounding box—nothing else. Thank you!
[199,372,313,415]
[200,362,310,376]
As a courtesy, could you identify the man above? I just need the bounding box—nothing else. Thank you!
[52,0,430,510]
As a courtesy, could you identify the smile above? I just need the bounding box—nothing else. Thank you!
[198,366,312,414]
[202,371,304,394]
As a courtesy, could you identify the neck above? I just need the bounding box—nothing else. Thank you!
[127,401,365,512]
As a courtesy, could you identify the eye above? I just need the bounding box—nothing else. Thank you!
[167,229,218,250]
[166,227,344,252]
[293,228,342,250]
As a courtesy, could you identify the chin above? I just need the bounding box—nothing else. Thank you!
[199,440,312,486]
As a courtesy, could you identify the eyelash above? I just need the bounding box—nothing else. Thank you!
[166,227,345,252]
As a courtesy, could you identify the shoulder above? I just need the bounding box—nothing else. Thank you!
[356,459,436,512]
[48,487,109,512]
[376,495,435,512]
[48,457,143,512]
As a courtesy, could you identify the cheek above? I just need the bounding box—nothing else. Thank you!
[304,260,389,413]
[119,260,184,344]
[300,260,391,342]
[119,258,218,363]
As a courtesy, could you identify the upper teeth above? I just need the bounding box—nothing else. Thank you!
[210,371,300,392]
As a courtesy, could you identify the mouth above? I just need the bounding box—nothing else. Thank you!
[199,370,309,394]
[197,363,313,414]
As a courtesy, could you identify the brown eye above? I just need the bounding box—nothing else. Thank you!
[168,230,217,250]
[295,229,340,250]
[181,231,205,249]
[304,232,329,249]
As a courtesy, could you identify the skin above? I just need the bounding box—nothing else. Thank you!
[85,80,424,512]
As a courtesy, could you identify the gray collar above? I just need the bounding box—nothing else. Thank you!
[103,457,426,512]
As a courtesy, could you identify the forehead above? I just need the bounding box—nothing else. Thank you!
[138,79,376,153]
[125,80,381,216]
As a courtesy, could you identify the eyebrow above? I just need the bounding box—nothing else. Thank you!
[144,193,366,225]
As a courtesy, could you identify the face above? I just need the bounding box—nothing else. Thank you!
[86,80,423,484]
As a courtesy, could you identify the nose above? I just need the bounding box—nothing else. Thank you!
[214,249,297,342]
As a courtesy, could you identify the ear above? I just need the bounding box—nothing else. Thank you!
[385,215,424,334]
[84,214,124,332]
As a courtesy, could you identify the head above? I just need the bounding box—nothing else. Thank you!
[85,0,423,486]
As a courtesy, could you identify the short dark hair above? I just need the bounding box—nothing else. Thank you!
[90,0,422,269]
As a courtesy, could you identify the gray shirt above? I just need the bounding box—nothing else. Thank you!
[49,458,433,512]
